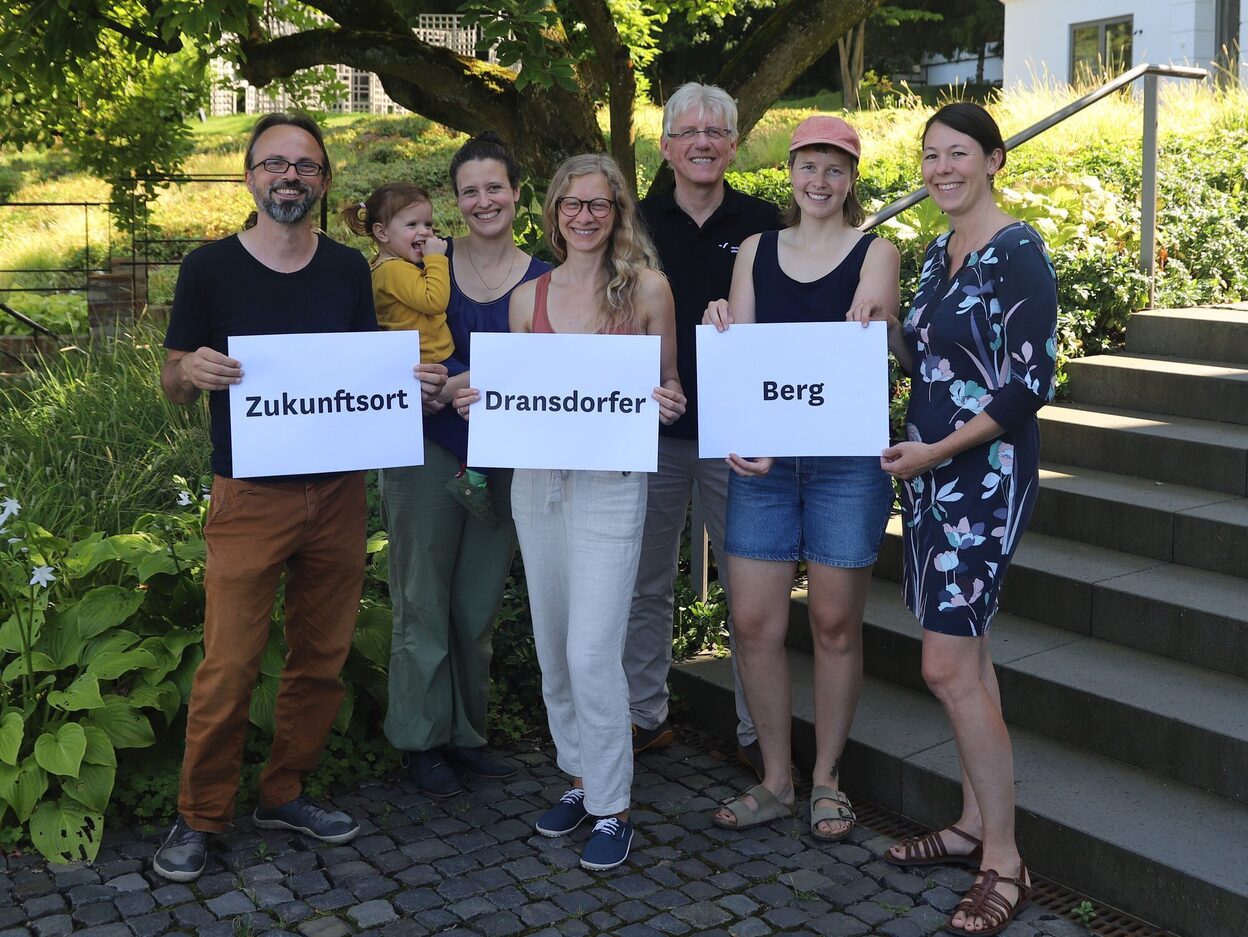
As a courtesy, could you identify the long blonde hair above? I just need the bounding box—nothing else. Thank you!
[543,154,660,333]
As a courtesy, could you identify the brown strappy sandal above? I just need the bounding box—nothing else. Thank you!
[884,824,983,868]
[946,863,1031,936]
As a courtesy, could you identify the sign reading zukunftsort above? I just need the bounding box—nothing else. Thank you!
[228,331,424,477]
[696,321,889,458]
[468,332,660,472]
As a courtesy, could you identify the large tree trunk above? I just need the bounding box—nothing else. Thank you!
[235,0,882,190]
[237,28,603,180]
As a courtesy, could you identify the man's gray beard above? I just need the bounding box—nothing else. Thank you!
[261,184,318,225]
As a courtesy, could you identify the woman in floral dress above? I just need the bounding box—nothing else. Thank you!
[862,103,1057,936]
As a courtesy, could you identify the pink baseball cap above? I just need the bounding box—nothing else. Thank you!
[789,115,861,160]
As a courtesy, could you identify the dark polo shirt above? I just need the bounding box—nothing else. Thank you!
[642,182,781,441]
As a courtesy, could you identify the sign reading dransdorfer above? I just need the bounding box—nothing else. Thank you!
[468,332,660,471]
[228,331,424,477]
[696,321,889,458]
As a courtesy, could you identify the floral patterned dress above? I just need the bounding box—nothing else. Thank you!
[900,221,1058,637]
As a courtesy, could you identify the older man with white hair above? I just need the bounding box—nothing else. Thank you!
[628,83,780,774]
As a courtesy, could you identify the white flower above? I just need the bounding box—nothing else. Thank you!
[176,490,194,506]
[0,497,19,525]
[7,537,21,545]
[29,565,56,588]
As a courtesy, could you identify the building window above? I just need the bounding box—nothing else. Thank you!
[1070,16,1133,83]
[351,70,371,112]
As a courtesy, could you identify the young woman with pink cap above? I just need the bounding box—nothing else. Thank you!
[703,115,899,842]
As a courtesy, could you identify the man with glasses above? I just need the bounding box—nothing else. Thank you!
[154,113,446,881]
[629,83,780,775]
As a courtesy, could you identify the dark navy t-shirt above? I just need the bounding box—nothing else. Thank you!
[641,183,780,440]
[164,233,377,479]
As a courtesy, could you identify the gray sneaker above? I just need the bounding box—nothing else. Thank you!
[153,816,209,882]
[253,795,359,843]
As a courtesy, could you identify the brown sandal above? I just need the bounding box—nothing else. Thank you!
[946,863,1031,936]
[885,824,983,868]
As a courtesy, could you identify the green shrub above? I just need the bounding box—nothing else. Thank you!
[0,293,89,337]
[0,329,211,533]
[0,493,208,861]
[0,165,22,201]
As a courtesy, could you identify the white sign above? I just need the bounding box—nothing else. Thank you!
[696,321,889,458]
[467,332,660,471]
[228,331,424,477]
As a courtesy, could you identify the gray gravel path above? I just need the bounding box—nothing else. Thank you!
[0,732,1093,937]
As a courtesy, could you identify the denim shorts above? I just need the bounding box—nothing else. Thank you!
[724,456,893,568]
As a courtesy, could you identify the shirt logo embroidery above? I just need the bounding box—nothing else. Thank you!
[718,242,740,254]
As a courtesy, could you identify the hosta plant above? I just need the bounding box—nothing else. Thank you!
[0,480,207,862]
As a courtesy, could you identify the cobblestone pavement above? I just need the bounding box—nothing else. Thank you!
[0,730,1093,937]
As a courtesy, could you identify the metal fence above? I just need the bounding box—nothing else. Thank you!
[0,174,335,338]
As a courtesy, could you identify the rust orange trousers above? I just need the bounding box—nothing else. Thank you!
[178,472,366,831]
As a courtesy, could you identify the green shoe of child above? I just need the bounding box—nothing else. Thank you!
[446,471,498,527]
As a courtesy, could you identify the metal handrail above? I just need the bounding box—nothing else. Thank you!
[688,64,1211,598]
[862,62,1208,309]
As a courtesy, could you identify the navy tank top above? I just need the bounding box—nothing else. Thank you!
[751,229,876,323]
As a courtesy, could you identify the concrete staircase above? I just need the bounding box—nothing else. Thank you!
[673,304,1248,937]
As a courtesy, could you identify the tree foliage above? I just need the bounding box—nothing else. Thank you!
[1,0,882,203]
[862,0,1003,86]
[0,5,212,233]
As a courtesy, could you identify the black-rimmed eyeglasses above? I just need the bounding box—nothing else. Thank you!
[556,197,616,218]
[665,127,732,140]
[249,158,326,177]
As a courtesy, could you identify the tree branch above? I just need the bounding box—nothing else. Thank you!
[236,26,602,177]
[298,0,411,33]
[565,0,636,192]
[716,0,883,137]
[97,13,183,55]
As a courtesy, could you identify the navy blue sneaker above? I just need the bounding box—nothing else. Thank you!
[404,749,463,799]
[153,816,209,882]
[253,795,359,844]
[443,745,516,780]
[580,817,633,871]
[535,788,589,837]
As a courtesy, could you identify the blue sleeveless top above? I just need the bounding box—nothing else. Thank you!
[425,240,550,458]
[752,229,876,323]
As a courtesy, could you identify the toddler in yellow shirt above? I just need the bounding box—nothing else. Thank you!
[344,182,495,526]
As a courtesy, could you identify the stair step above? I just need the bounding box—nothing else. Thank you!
[672,656,1248,937]
[1038,402,1248,496]
[785,580,1248,804]
[877,520,1248,678]
[1032,462,1248,577]
[1064,353,1248,424]
[1127,305,1248,364]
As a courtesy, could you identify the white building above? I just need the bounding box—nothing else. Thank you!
[1000,0,1246,86]
[918,48,1005,86]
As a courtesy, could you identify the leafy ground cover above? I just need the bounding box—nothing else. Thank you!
[0,326,723,861]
